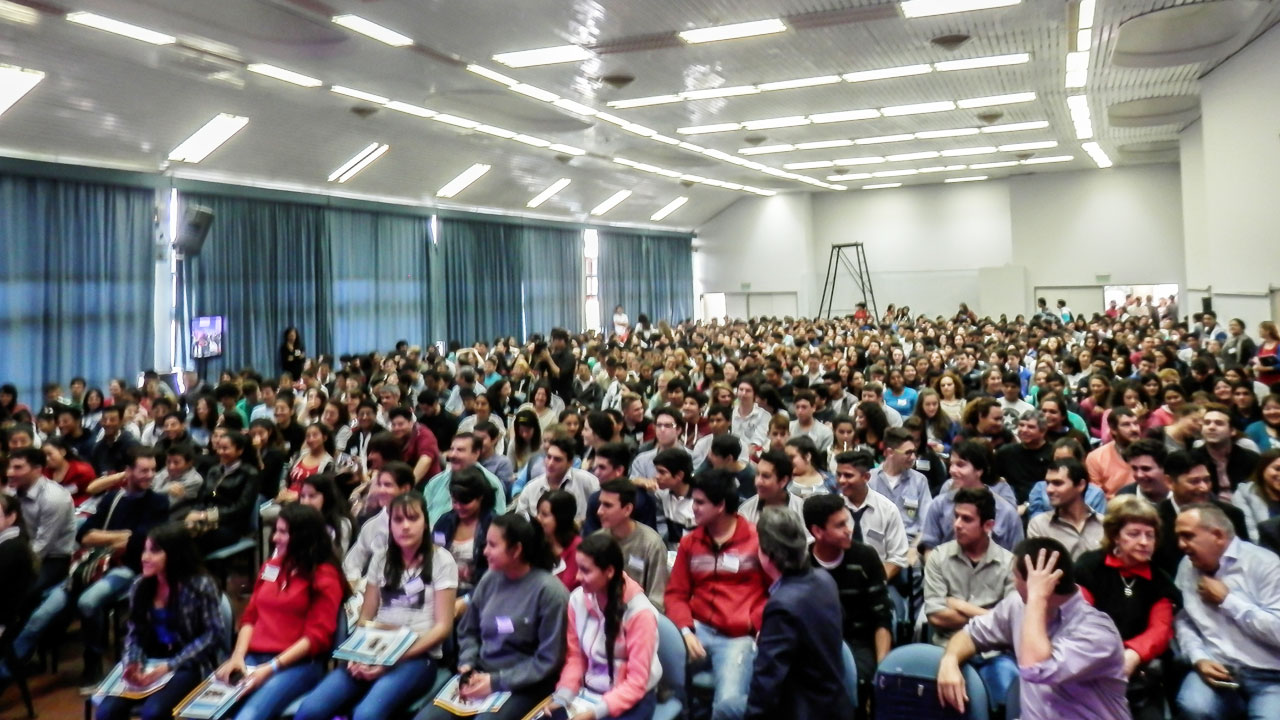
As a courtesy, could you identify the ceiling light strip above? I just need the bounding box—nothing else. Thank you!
[651,196,689,221]
[590,189,632,216]
[527,178,571,208]
[331,15,413,47]
[327,143,384,182]
[65,12,175,45]
[900,0,1021,19]
[167,113,249,163]
[678,19,787,44]
[492,45,593,68]
[0,64,44,117]
[437,163,491,198]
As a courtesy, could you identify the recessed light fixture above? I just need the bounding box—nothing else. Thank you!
[969,160,1019,169]
[887,151,941,162]
[810,109,881,123]
[0,1,38,25]
[873,169,919,177]
[331,15,413,47]
[957,92,1036,108]
[606,95,683,109]
[934,53,1029,71]
[1076,29,1092,52]
[527,178,571,208]
[327,142,389,183]
[758,76,841,91]
[862,183,902,190]
[1079,0,1097,28]
[997,140,1058,152]
[882,100,957,116]
[552,98,598,116]
[590,190,632,216]
[982,120,1049,133]
[940,146,997,157]
[651,196,689,221]
[783,160,835,170]
[827,173,873,181]
[167,113,248,163]
[247,63,323,87]
[915,128,980,139]
[548,143,586,156]
[1081,141,1112,168]
[678,18,787,44]
[65,12,175,45]
[834,156,887,166]
[512,134,552,148]
[945,175,988,182]
[796,139,855,150]
[433,114,481,129]
[680,86,759,100]
[919,165,968,172]
[742,116,810,130]
[854,134,915,144]
[843,65,932,83]
[738,144,795,155]
[331,86,389,104]
[384,101,436,118]
[466,65,518,86]
[437,163,491,198]
[0,64,44,117]
[677,122,743,135]
[475,124,517,139]
[511,84,559,103]
[900,0,1021,19]
[492,44,593,68]
[1021,155,1074,164]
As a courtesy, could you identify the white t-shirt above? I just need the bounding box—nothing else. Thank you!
[366,546,458,653]
[613,312,629,336]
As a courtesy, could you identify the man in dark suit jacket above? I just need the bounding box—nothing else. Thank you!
[746,507,854,720]
[1258,515,1280,556]
[1153,450,1249,576]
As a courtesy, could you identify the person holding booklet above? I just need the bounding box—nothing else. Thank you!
[545,532,662,720]
[214,504,347,720]
[95,522,227,720]
[416,513,569,720]
[294,492,457,720]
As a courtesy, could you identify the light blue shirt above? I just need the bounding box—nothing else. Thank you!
[868,466,933,542]
[423,464,507,526]
[1175,537,1280,671]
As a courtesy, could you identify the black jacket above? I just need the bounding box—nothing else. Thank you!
[195,463,260,537]
[746,568,854,720]
[432,509,494,590]
[1154,498,1249,577]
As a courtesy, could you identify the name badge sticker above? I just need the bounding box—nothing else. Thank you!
[496,616,515,635]
[720,554,740,573]
[433,532,447,546]
[260,564,280,582]
[628,555,646,572]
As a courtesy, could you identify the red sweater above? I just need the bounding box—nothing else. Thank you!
[241,559,344,655]
[664,517,769,637]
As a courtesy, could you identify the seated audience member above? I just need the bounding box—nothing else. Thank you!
[344,461,415,579]
[738,449,805,526]
[345,399,386,469]
[41,436,96,506]
[56,405,98,465]
[1154,450,1249,577]
[691,404,741,469]
[536,489,582,591]
[745,507,854,720]
[730,378,771,457]
[507,410,544,474]
[924,487,1018,711]
[545,533,662,720]
[937,537,1131,720]
[594,478,669,610]
[295,493,456,720]
[783,435,836,498]
[788,389,834,452]
[299,473,354,553]
[1039,393,1091,448]
[582,442,659,535]
[432,467,496,609]
[993,410,1055,507]
[869,427,935,545]
[216,504,347,720]
[863,382,904,428]
[804,493,891,719]
[94,523,227,720]
[997,372,1035,430]
[1232,448,1280,540]
[664,469,770,720]
[919,440,1025,553]
[1118,438,1173,505]
[421,433,507,525]
[5,446,74,593]
[473,421,514,491]
[628,405,689,485]
[1027,458,1106,560]
[153,442,204,520]
[652,445,698,546]
[834,449,909,580]
[388,407,442,485]
[1088,407,1143,498]
[958,397,1013,450]
[417,514,568,720]
[1027,438,1108,517]
[1198,403,1260,501]
[1173,503,1280,720]
[704,433,757,496]
[0,493,36,682]
[515,436,599,523]
[1075,496,1178,720]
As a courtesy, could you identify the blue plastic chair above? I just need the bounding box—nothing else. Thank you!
[841,641,858,710]
[654,613,686,720]
[873,643,990,720]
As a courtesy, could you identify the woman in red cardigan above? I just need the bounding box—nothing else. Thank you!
[215,503,348,720]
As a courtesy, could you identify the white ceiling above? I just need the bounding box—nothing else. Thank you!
[0,0,1275,230]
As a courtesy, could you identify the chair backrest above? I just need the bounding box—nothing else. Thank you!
[841,641,858,709]
[874,643,990,720]
[655,613,686,704]
[218,593,234,655]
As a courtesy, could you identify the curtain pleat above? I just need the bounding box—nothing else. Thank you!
[438,218,525,345]
[521,226,583,334]
[599,231,695,326]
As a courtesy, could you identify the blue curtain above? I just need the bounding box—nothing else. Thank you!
[521,226,583,335]
[327,209,431,355]
[438,218,525,345]
[599,231,694,325]
[0,174,155,408]
[180,194,331,379]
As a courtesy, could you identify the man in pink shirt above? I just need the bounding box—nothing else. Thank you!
[1087,407,1141,498]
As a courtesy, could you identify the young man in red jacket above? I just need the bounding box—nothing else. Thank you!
[664,468,770,720]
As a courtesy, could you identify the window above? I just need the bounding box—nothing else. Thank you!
[583,229,601,331]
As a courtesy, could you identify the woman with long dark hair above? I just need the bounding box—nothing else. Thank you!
[544,533,661,720]
[248,419,289,501]
[299,473,354,553]
[537,490,583,591]
[433,467,497,613]
[95,523,226,720]
[216,504,347,720]
[280,327,305,380]
[507,410,543,475]
[41,435,97,506]
[186,430,261,553]
[294,493,456,720]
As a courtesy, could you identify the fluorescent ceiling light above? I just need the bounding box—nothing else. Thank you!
[651,135,681,145]
[982,120,1049,133]
[433,114,480,129]
[327,142,389,183]
[1074,121,1093,140]
[0,64,44,117]
[622,122,657,136]
[65,12,174,45]
[945,175,988,183]
[758,76,841,91]
[828,173,873,181]
[941,146,997,156]
[882,100,956,116]
[783,160,834,170]
[651,196,689,221]
[331,15,412,47]
[680,85,759,100]
[1067,94,1090,112]
[475,124,517,138]
[1078,0,1097,29]
[607,95,682,109]
[887,151,940,162]
[1066,51,1091,72]
[492,44,593,68]
[512,134,552,147]
[677,122,742,135]
[548,143,586,156]
[466,65,518,86]
[595,112,629,126]
[957,92,1036,108]
[384,101,436,118]
[835,156,886,166]
[934,53,1029,71]
[739,144,795,155]
[1022,155,1074,164]
[552,98,597,116]
[527,178,571,208]
[0,1,38,25]
[247,63,322,87]
[511,84,559,102]
[919,165,967,172]
[900,0,1021,19]
[167,113,248,163]
[862,183,902,190]
[998,140,1058,152]
[969,160,1018,169]
[742,116,810,130]
[854,134,914,144]
[915,128,979,139]
[873,169,919,177]
[1082,141,1112,168]
[1076,29,1091,52]
[843,65,931,83]
[331,86,388,104]
[810,109,880,123]
[590,189,632,216]
[796,139,854,150]
[437,163,491,197]
[678,18,787,44]
[1065,70,1087,88]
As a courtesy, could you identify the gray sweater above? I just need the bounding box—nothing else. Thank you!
[458,567,568,692]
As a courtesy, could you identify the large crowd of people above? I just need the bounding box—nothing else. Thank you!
[2,296,1280,720]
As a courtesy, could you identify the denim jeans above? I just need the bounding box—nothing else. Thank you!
[293,656,440,720]
[231,653,325,720]
[78,567,138,657]
[94,667,204,720]
[607,689,656,720]
[969,652,1019,712]
[1177,666,1280,720]
[694,621,756,720]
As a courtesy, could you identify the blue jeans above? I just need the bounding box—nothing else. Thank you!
[694,622,756,720]
[78,567,137,657]
[969,652,1018,712]
[231,653,325,720]
[95,667,204,720]
[294,656,440,720]
[1178,666,1280,720]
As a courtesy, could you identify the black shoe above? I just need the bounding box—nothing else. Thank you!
[78,655,103,692]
